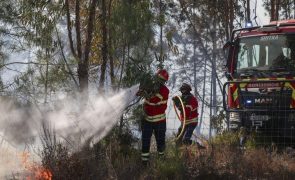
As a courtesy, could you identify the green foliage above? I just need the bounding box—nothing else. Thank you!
[211,110,226,134]
[13,56,72,103]
[0,77,3,92]
[212,131,240,147]
[244,132,259,149]
[122,61,153,87]
[0,0,18,66]
[0,0,18,23]
[110,1,154,47]
[19,0,63,49]
[154,146,186,179]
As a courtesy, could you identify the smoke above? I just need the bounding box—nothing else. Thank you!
[0,84,139,178]
[46,84,140,146]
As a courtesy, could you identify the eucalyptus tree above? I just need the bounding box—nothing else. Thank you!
[0,0,19,93]
[108,0,155,135]
[280,0,295,19]
[263,0,295,20]
[109,0,155,88]
[65,0,97,98]
[169,0,246,136]
[10,0,72,104]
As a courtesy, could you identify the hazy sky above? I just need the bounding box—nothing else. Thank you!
[254,0,270,25]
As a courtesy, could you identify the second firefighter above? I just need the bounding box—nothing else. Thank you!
[172,83,198,145]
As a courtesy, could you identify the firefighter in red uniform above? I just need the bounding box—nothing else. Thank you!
[172,83,198,145]
[136,69,169,164]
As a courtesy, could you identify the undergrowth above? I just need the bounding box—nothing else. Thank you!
[38,129,295,179]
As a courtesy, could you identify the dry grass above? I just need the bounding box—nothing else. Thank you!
[38,129,295,180]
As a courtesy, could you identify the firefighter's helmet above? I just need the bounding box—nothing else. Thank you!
[156,69,169,81]
[179,83,192,92]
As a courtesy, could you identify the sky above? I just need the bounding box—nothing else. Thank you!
[254,0,270,25]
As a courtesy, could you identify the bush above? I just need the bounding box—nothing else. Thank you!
[37,125,295,179]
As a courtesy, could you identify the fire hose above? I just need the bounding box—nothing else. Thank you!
[172,95,186,141]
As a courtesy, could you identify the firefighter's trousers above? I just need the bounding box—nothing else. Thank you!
[177,123,197,145]
[141,120,166,161]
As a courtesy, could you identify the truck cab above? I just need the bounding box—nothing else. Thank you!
[223,19,295,143]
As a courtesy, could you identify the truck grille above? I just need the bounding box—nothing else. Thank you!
[240,90,292,110]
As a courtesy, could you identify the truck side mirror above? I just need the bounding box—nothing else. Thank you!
[223,41,233,58]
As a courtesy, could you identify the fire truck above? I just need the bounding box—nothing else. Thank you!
[223,19,295,144]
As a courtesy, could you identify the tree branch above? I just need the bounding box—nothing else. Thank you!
[55,26,79,89]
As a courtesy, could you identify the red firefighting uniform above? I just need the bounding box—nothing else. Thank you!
[179,94,198,125]
[141,84,169,162]
[176,93,198,145]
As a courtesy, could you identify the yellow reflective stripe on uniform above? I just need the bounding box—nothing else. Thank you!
[186,105,193,110]
[141,153,149,157]
[141,153,150,161]
[144,99,167,106]
[186,105,197,111]
[158,152,164,155]
[155,93,163,100]
[142,157,149,161]
[145,113,166,122]
[185,117,198,125]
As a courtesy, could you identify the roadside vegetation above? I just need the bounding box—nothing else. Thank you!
[38,128,295,180]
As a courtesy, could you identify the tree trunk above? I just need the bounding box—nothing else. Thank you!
[275,0,280,20]
[65,0,78,59]
[75,0,82,59]
[159,0,164,68]
[212,8,217,117]
[80,0,97,95]
[226,0,234,41]
[271,0,276,21]
[229,0,234,36]
[200,55,207,136]
[44,50,49,103]
[99,0,108,92]
[210,1,218,139]
[65,0,97,96]
[108,0,115,88]
[246,0,251,22]
[209,74,213,139]
[55,26,79,88]
[118,43,126,89]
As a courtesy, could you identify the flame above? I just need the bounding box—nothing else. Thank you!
[20,152,52,180]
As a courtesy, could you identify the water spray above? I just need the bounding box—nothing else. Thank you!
[0,84,140,178]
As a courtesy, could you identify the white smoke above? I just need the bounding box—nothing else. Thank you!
[0,84,139,178]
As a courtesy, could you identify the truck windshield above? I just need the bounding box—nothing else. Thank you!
[236,34,295,71]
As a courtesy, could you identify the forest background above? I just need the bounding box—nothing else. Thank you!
[0,0,295,179]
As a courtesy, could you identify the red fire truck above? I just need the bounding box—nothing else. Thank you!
[223,19,295,144]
